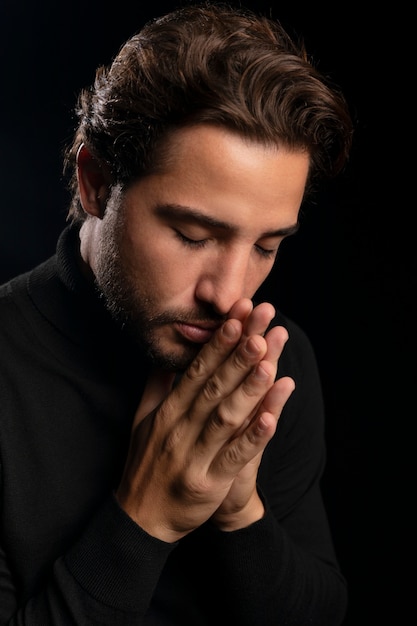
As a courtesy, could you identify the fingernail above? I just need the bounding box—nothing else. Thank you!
[222,320,238,339]
[245,336,261,356]
[253,363,269,380]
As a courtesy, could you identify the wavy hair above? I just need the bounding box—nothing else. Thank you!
[64,2,353,222]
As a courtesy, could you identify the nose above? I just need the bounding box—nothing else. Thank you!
[194,249,253,315]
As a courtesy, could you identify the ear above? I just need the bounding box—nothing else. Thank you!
[76,144,110,218]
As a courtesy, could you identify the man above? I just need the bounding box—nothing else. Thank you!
[0,3,352,624]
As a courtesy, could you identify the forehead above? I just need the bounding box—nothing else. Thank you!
[160,123,310,178]
[131,124,310,231]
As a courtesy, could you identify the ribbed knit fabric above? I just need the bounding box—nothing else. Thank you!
[0,225,347,624]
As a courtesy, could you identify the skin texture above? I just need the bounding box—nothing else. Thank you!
[77,124,310,542]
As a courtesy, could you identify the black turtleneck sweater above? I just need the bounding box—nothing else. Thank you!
[0,225,347,625]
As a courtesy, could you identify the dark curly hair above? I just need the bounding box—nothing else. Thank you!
[64,2,353,222]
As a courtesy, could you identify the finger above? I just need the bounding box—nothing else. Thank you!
[263,324,289,363]
[242,301,276,337]
[209,376,295,479]
[197,356,276,449]
[196,332,268,412]
[256,375,295,427]
[174,301,276,406]
[173,317,243,404]
[227,298,253,323]
[226,299,275,337]
[170,332,268,450]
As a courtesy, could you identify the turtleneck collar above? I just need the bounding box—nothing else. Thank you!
[26,223,150,384]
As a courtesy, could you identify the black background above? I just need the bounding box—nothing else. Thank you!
[0,1,413,623]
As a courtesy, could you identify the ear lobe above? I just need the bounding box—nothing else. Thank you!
[77,144,110,218]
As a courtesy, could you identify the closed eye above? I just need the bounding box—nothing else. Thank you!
[254,244,278,259]
[176,229,279,258]
[175,230,209,248]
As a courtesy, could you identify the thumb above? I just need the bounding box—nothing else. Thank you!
[134,368,176,426]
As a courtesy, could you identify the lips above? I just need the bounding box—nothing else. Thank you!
[175,321,220,344]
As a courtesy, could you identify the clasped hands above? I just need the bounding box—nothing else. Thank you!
[115,298,295,543]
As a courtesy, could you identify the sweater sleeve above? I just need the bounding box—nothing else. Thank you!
[181,316,348,625]
[0,496,176,625]
[0,258,347,624]
[187,504,347,626]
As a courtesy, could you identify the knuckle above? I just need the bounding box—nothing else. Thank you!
[185,353,206,381]
[241,371,271,399]
[233,347,253,371]
[202,375,225,402]
[212,404,239,430]
[242,380,263,399]
[223,444,242,465]
[234,336,265,370]
[179,475,211,502]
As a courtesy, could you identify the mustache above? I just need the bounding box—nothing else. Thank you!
[149,306,226,327]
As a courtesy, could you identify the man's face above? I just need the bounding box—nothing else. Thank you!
[90,125,309,370]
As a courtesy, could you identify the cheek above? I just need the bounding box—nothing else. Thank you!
[249,260,276,295]
[127,238,198,300]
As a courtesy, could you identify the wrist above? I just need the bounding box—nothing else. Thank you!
[211,494,265,531]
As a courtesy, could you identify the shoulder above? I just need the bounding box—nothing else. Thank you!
[270,309,320,382]
[0,258,57,353]
[0,272,28,318]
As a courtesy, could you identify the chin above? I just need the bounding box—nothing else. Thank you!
[147,342,201,372]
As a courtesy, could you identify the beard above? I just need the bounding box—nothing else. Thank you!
[93,187,224,371]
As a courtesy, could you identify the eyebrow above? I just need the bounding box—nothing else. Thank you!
[154,203,300,238]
